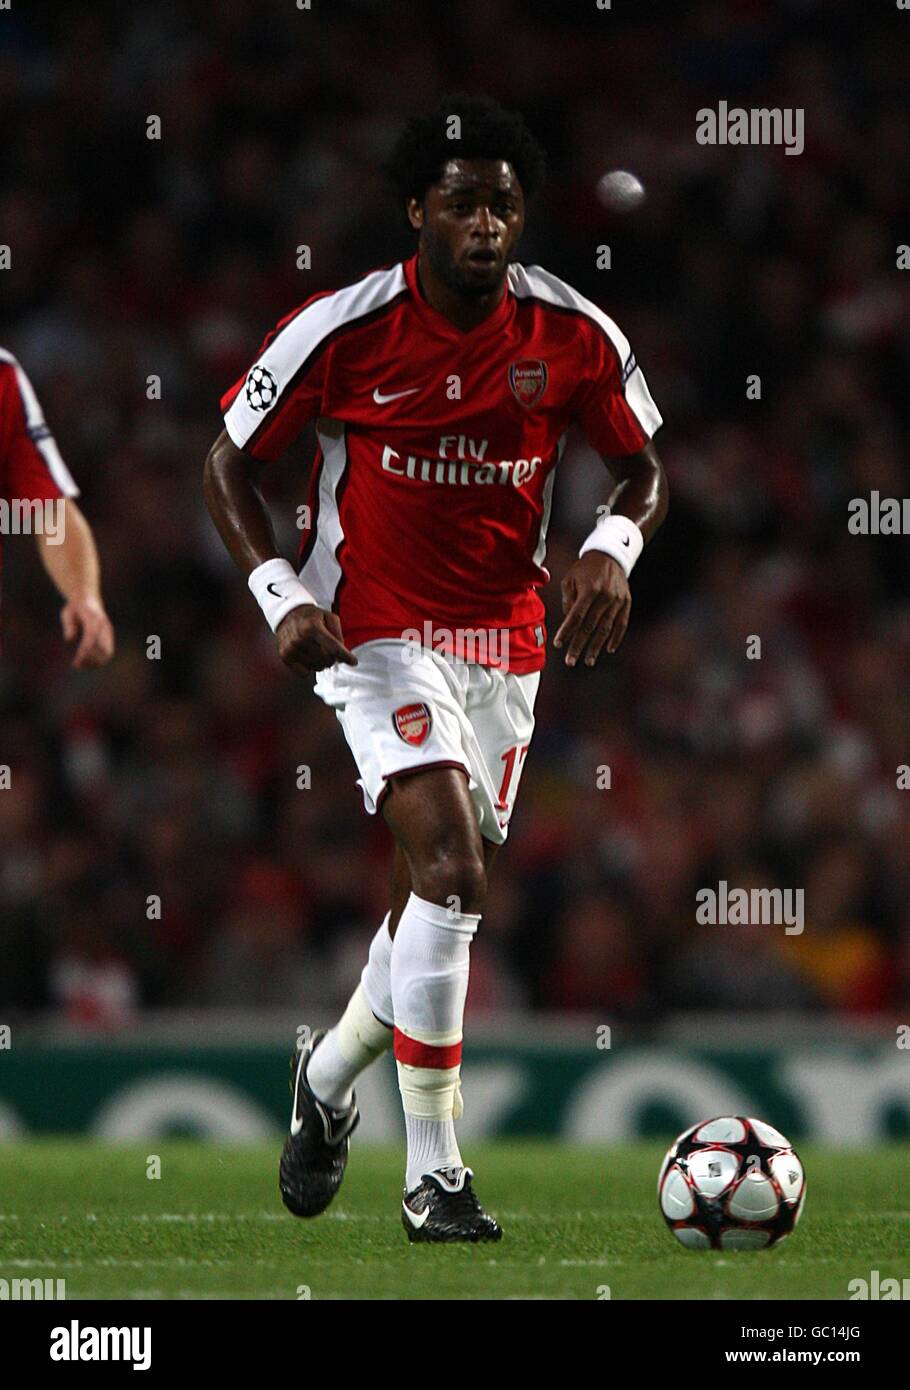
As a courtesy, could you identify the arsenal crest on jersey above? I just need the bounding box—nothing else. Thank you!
[508,359,548,408]
[392,702,432,747]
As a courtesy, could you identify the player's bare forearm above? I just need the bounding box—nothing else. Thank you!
[602,439,668,540]
[202,428,282,575]
[555,441,668,667]
[36,500,101,601]
[203,429,356,674]
[35,500,115,667]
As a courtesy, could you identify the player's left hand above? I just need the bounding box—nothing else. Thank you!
[60,597,115,668]
[554,553,630,666]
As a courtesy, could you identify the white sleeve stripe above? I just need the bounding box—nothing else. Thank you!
[34,433,80,496]
[223,410,248,453]
[622,365,663,440]
[508,263,663,439]
[224,263,408,451]
[10,358,45,430]
[298,423,348,609]
[5,353,80,496]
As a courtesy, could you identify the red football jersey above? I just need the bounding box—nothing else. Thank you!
[0,350,79,596]
[221,254,662,672]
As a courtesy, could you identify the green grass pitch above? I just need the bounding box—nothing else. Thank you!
[2,1141,908,1300]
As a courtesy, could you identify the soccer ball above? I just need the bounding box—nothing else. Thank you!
[657,1116,805,1251]
[245,364,278,412]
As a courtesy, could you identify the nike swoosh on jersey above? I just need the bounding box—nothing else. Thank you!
[402,1201,430,1229]
[372,386,420,404]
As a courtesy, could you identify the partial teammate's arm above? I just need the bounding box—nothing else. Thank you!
[554,439,668,665]
[203,428,356,675]
[1,351,113,666]
[35,500,114,667]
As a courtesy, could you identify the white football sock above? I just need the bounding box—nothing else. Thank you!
[404,1115,462,1190]
[390,892,479,1190]
[307,979,392,1111]
[360,911,394,1027]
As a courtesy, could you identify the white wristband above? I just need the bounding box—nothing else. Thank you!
[578,513,644,577]
[248,558,317,633]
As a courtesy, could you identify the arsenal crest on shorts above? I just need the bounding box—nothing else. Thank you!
[508,359,548,408]
[392,702,432,747]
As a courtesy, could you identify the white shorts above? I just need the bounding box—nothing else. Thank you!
[314,639,540,845]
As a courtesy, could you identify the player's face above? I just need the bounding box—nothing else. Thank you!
[413,159,525,298]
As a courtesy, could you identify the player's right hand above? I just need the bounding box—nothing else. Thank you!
[275,604,358,675]
[61,596,115,668]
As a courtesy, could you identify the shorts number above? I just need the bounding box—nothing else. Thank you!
[496,743,529,810]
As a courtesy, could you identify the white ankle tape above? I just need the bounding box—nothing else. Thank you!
[337,983,392,1067]
[397,1061,462,1120]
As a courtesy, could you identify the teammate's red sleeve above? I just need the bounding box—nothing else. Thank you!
[220,293,333,463]
[573,324,663,457]
[0,357,79,501]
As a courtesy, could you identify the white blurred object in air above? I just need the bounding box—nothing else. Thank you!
[596,170,646,212]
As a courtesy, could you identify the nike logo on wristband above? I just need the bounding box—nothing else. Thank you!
[622,536,630,547]
[267,583,284,597]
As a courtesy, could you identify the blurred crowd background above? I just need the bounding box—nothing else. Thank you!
[1,0,909,1028]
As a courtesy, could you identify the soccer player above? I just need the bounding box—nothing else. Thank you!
[204,95,668,1242]
[0,350,114,666]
